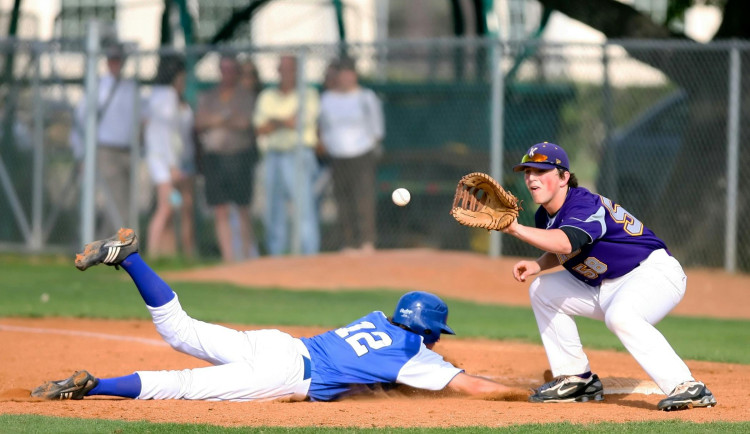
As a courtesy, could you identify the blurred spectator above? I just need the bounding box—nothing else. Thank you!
[70,42,139,236]
[239,58,262,98]
[254,55,320,256]
[322,60,339,92]
[318,58,384,254]
[144,56,196,259]
[311,59,340,220]
[195,55,257,262]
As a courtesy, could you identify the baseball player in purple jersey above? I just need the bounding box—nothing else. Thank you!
[31,229,526,402]
[501,142,717,411]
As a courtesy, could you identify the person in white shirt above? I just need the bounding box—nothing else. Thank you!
[144,56,196,258]
[70,43,140,236]
[318,58,384,253]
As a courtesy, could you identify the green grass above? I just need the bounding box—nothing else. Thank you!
[1,415,749,433]
[1,260,749,364]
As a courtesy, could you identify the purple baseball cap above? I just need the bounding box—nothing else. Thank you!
[512,142,570,172]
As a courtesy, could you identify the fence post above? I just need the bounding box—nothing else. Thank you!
[489,38,505,258]
[80,20,100,244]
[601,43,617,201]
[31,43,44,251]
[128,45,141,233]
[724,43,740,273]
[292,50,309,255]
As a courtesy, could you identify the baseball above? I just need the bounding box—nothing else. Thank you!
[40,293,49,303]
[392,188,411,206]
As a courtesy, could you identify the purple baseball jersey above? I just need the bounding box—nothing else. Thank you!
[535,187,668,286]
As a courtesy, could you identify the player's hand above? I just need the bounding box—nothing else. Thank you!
[512,259,541,283]
[500,218,519,235]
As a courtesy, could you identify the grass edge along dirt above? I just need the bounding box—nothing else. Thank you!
[0,415,749,433]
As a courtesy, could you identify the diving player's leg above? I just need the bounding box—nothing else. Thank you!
[77,230,257,365]
[119,242,251,364]
[136,332,309,401]
[135,363,291,401]
[74,228,175,307]
[88,373,142,398]
[120,252,175,308]
[529,270,604,376]
[599,249,692,394]
[145,290,263,366]
[35,362,301,401]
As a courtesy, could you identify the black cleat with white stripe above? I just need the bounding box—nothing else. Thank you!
[529,373,604,403]
[31,370,99,400]
[658,381,717,411]
[75,228,139,271]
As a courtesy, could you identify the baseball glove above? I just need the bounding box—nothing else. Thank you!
[450,172,520,231]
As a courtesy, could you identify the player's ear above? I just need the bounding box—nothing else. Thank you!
[558,169,570,186]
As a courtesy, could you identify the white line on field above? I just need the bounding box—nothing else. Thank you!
[0,324,168,347]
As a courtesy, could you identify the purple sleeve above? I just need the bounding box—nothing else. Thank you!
[558,202,607,242]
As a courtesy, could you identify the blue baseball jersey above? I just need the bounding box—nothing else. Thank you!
[535,187,668,286]
[300,311,463,401]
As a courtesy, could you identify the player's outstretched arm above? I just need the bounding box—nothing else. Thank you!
[502,220,572,254]
[446,373,530,401]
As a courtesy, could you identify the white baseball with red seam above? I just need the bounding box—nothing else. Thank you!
[392,188,411,206]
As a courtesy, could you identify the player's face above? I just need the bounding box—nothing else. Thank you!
[524,167,567,207]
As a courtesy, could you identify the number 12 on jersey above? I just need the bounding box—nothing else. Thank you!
[335,321,393,356]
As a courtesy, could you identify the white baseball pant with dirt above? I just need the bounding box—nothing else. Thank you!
[135,295,311,401]
[529,249,694,394]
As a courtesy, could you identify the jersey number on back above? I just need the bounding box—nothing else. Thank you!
[335,321,394,356]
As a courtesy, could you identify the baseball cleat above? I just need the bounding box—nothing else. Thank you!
[658,380,717,411]
[75,227,138,271]
[31,370,99,400]
[529,373,604,403]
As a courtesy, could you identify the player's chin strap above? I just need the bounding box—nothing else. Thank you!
[389,319,436,342]
[389,319,423,336]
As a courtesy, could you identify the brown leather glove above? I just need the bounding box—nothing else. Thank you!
[450,172,520,231]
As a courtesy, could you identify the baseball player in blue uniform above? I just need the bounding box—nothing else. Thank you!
[32,229,525,402]
[501,142,717,411]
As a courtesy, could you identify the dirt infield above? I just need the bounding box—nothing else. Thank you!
[1,250,748,427]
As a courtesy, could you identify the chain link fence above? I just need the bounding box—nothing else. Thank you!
[1,37,748,271]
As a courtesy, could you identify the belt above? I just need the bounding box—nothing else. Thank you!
[302,355,311,380]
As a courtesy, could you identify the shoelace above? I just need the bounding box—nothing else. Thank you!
[538,376,566,391]
[670,381,700,395]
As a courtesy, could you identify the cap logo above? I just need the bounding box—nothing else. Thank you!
[399,308,413,317]
[528,146,538,157]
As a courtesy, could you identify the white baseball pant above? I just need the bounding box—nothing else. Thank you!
[529,249,693,394]
[135,295,311,401]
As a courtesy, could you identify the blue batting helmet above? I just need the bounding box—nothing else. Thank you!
[392,291,455,344]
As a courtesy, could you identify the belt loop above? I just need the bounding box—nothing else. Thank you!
[302,355,311,380]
